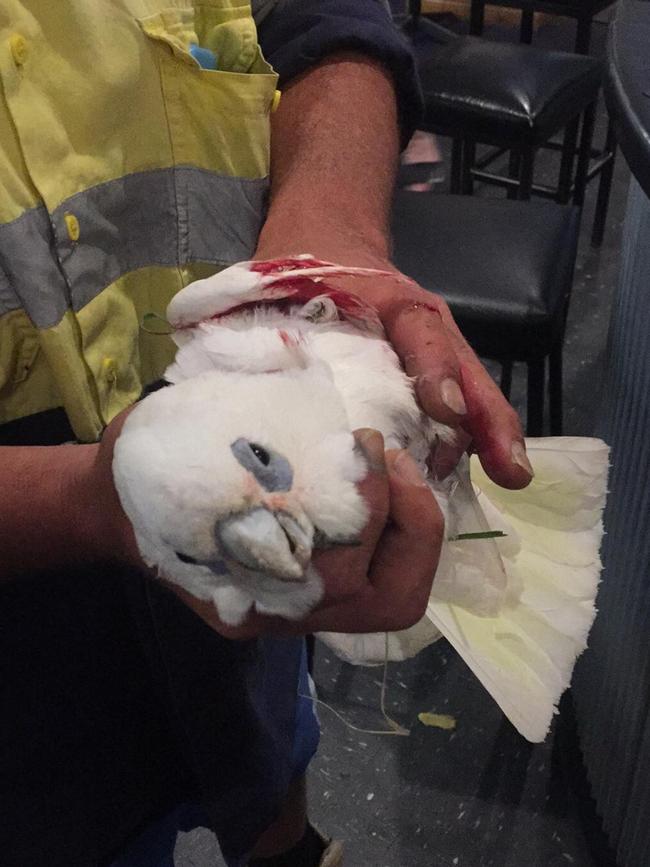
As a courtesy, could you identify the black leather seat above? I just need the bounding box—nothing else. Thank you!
[391,191,581,435]
[419,37,602,148]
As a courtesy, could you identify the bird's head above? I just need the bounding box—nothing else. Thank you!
[112,365,368,598]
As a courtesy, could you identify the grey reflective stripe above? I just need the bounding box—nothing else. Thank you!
[0,166,268,328]
[54,167,268,315]
[0,267,19,315]
[0,205,70,327]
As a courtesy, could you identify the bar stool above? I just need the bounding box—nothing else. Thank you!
[391,191,581,435]
[404,16,615,245]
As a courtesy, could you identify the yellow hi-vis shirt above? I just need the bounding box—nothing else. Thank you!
[0,1,278,441]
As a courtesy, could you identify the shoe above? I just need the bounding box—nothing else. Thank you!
[318,837,343,866]
[313,826,343,867]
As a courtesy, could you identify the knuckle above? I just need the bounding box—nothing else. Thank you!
[430,294,449,316]
[374,579,433,632]
[502,404,524,433]
[386,597,429,631]
[409,497,444,538]
[383,291,443,328]
[510,406,525,430]
[484,385,520,424]
[499,399,517,420]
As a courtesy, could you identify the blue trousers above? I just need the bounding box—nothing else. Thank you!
[0,564,319,867]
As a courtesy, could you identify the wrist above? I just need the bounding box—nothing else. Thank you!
[254,219,393,271]
[65,443,112,563]
[70,441,140,569]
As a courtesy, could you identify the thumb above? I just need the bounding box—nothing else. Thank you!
[352,428,390,554]
[365,449,443,631]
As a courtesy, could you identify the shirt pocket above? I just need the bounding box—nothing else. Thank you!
[138,7,278,180]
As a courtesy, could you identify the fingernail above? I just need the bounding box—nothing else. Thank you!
[354,428,386,474]
[394,450,429,487]
[511,441,534,477]
[440,378,467,415]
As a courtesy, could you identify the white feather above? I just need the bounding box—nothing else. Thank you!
[113,259,608,741]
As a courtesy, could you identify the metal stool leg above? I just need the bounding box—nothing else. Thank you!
[527,359,545,436]
[520,8,534,44]
[408,0,422,24]
[518,147,535,200]
[573,102,597,207]
[462,140,476,195]
[507,150,522,201]
[591,121,617,247]
[450,138,463,194]
[469,0,485,35]
[557,116,581,204]
[575,15,593,55]
[500,361,514,401]
[549,343,563,435]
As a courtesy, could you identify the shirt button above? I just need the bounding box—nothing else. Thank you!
[9,34,28,67]
[271,89,282,113]
[102,358,118,383]
[64,212,80,242]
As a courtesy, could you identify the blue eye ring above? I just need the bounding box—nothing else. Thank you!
[231,438,293,492]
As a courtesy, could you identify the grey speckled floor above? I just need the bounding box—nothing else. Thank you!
[309,645,588,867]
[176,13,628,867]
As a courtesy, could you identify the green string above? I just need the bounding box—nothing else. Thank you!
[447,530,507,542]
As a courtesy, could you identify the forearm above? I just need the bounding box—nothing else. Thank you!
[0,444,110,581]
[253,53,531,490]
[255,52,399,266]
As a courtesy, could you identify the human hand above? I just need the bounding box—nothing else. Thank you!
[252,240,531,490]
[321,266,533,491]
[171,429,443,640]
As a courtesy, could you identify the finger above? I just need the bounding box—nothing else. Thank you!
[310,428,390,601]
[459,363,533,490]
[304,449,442,634]
[382,297,468,427]
[369,450,442,626]
[425,300,534,489]
[354,427,390,535]
[311,451,442,634]
[429,428,473,482]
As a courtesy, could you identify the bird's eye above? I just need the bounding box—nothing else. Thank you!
[249,442,271,466]
[175,551,198,565]
[231,437,293,492]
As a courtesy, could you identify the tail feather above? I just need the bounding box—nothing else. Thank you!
[428,437,608,742]
[320,437,609,743]
[427,600,570,742]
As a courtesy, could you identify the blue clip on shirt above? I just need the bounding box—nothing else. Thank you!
[189,43,219,70]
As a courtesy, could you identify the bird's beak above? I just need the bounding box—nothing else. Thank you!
[216,508,313,582]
